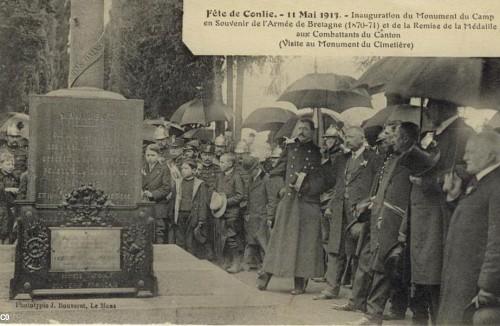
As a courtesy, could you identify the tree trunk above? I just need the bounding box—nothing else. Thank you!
[224,55,234,137]
[234,57,245,142]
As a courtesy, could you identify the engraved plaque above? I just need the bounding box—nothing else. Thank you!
[50,227,121,272]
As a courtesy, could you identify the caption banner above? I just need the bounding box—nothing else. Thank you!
[183,0,500,56]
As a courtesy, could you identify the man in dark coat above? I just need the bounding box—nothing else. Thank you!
[352,122,419,325]
[142,144,172,244]
[327,127,380,311]
[197,144,220,260]
[213,153,244,273]
[409,99,475,323]
[257,119,336,294]
[437,131,500,325]
[241,157,273,270]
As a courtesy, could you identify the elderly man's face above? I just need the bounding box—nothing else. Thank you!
[464,138,497,175]
[344,129,364,151]
[323,136,339,150]
[220,155,233,172]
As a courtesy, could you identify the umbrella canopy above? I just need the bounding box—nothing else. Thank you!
[182,128,215,142]
[357,57,500,109]
[242,107,297,132]
[278,73,372,112]
[171,98,232,126]
[274,112,342,141]
[362,104,433,132]
[0,112,29,139]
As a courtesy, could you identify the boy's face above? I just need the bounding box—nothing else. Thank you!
[181,163,194,178]
[220,156,233,172]
[145,150,159,165]
[0,159,14,174]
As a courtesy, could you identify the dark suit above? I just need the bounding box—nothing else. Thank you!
[364,152,412,320]
[142,161,172,243]
[324,148,380,308]
[438,167,500,325]
[409,117,475,322]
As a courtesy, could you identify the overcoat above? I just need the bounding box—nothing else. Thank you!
[263,140,335,278]
[409,118,475,284]
[438,167,500,325]
[325,149,380,255]
[370,153,412,272]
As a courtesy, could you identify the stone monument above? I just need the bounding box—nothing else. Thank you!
[10,0,156,299]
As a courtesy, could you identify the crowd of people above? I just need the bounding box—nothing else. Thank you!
[142,97,500,325]
[0,96,499,325]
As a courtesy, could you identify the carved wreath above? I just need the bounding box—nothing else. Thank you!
[59,184,114,226]
[122,223,147,273]
[22,219,49,272]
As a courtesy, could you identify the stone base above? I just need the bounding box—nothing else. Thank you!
[0,245,283,324]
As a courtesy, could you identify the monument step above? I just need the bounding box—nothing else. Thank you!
[1,294,281,324]
[153,245,251,297]
[0,244,15,263]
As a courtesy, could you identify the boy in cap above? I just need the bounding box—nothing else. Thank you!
[169,159,209,257]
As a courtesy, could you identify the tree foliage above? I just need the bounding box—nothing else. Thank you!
[106,0,218,118]
[0,0,69,113]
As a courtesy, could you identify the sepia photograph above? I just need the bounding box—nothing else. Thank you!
[0,0,499,325]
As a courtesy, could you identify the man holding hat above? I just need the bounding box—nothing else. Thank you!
[211,153,244,273]
[197,143,220,260]
[241,156,273,271]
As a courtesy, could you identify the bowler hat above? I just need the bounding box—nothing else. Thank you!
[210,192,227,218]
[401,144,440,176]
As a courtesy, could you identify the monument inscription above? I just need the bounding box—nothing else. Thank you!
[28,96,143,206]
[50,228,121,272]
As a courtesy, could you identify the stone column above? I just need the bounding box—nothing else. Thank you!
[68,0,104,88]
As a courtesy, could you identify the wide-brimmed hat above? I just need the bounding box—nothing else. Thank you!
[210,192,227,218]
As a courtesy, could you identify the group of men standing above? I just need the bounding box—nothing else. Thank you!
[254,99,500,325]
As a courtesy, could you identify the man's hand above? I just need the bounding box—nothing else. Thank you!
[472,289,499,308]
[443,172,463,201]
[278,187,287,199]
[266,219,274,228]
[409,176,422,186]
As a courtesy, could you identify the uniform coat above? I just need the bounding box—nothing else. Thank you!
[438,167,500,325]
[263,140,334,278]
[326,149,380,255]
[410,117,475,284]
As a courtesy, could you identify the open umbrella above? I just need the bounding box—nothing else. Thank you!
[0,112,29,139]
[362,105,423,127]
[357,57,500,109]
[274,112,343,142]
[278,73,372,111]
[242,107,297,132]
[171,98,232,126]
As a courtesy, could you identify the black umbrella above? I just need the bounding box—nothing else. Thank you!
[278,73,372,112]
[357,57,500,109]
[242,107,297,132]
